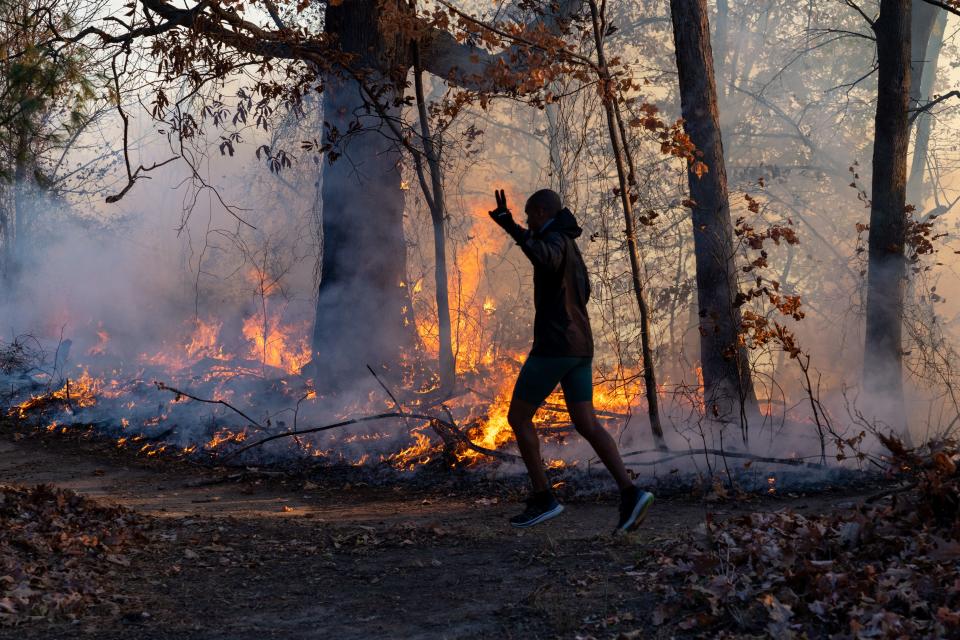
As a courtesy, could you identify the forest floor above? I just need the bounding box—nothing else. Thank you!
[0,425,931,639]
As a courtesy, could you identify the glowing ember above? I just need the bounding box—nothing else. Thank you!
[206,428,248,450]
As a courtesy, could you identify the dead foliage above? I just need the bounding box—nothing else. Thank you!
[0,484,148,625]
[0,337,41,376]
[626,437,960,638]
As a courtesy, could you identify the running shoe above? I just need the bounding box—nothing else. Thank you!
[509,491,564,528]
[616,486,654,532]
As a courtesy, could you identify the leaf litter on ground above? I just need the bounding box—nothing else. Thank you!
[0,484,149,625]
[625,436,960,639]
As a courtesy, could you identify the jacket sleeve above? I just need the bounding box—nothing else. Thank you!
[517,230,566,272]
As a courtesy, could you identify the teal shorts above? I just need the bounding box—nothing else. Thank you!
[511,356,593,406]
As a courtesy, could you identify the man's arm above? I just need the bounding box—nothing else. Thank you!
[488,189,565,271]
[516,231,566,271]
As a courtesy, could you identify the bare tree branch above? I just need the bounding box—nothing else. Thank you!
[919,0,960,17]
[909,90,960,124]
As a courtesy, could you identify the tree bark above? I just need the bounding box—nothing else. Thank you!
[670,0,755,435]
[588,0,666,448]
[310,0,414,390]
[0,191,10,287]
[411,38,456,395]
[863,0,911,424]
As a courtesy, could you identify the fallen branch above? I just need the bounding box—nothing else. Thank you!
[154,380,518,463]
[541,401,628,420]
[223,410,517,462]
[367,364,412,433]
[154,381,263,429]
[620,448,828,469]
[430,409,517,461]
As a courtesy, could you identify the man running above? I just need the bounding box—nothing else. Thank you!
[488,188,654,531]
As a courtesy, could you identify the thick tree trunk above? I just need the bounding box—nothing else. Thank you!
[310,0,414,390]
[907,5,947,204]
[670,0,755,435]
[864,0,911,424]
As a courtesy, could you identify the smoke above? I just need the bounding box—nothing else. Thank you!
[1,2,959,483]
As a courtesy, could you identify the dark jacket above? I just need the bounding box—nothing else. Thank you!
[503,208,594,357]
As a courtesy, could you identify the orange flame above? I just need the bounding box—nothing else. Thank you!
[241,313,311,375]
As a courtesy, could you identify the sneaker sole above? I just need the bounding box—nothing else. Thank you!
[510,503,564,529]
[618,492,654,532]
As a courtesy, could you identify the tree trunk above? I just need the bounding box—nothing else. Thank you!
[863,0,911,425]
[411,39,456,395]
[907,5,947,205]
[713,0,729,95]
[670,0,755,436]
[310,0,414,390]
[588,0,666,449]
[545,99,566,201]
[0,190,10,287]
[10,135,31,285]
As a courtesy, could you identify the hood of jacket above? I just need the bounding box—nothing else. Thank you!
[539,207,582,239]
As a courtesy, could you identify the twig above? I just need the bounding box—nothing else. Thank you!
[909,90,960,124]
[64,378,74,413]
[367,364,412,431]
[154,381,263,429]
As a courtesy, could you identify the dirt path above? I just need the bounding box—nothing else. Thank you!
[0,434,875,639]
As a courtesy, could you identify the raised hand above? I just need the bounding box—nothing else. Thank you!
[488,188,525,241]
[488,189,512,224]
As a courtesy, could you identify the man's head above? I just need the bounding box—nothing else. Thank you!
[524,189,562,232]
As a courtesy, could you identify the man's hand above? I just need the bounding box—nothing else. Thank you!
[488,189,525,242]
[488,189,514,228]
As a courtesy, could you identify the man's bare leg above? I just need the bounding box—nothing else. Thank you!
[566,399,633,490]
[507,399,549,493]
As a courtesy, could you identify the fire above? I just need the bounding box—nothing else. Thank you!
[386,429,434,470]
[205,428,247,450]
[52,369,102,409]
[457,380,517,465]
[5,194,724,474]
[241,312,311,375]
[185,318,229,361]
[86,328,110,356]
[413,205,509,375]
[140,311,308,376]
